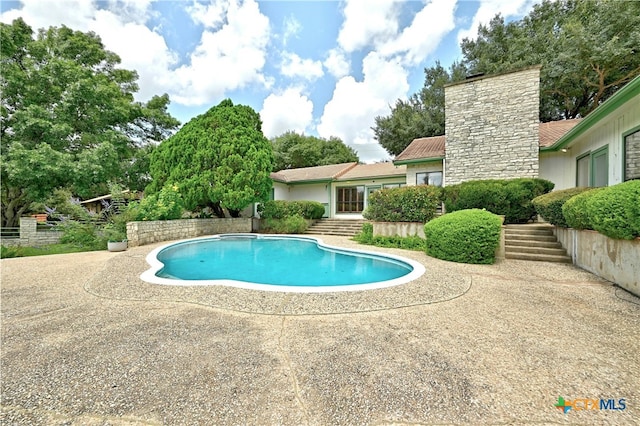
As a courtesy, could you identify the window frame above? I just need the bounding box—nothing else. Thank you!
[336,186,365,213]
[415,171,443,187]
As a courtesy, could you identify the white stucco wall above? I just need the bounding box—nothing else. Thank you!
[539,95,640,190]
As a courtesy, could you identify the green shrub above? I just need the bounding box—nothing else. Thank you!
[586,181,640,240]
[258,200,325,220]
[363,185,442,222]
[262,215,308,234]
[562,188,604,230]
[532,187,591,227]
[423,209,502,264]
[133,185,184,221]
[353,223,426,251]
[443,178,554,224]
[59,221,107,250]
[0,245,19,259]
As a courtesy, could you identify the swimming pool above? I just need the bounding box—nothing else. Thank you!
[140,234,425,292]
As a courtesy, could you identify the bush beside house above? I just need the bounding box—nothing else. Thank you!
[423,209,502,264]
[583,180,640,240]
[532,187,591,227]
[443,178,554,224]
[363,185,442,223]
[258,200,324,234]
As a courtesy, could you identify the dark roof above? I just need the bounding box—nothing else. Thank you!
[394,136,445,163]
[539,119,582,147]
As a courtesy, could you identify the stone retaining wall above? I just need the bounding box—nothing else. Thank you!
[1,217,63,247]
[554,227,640,296]
[372,222,425,238]
[127,218,252,247]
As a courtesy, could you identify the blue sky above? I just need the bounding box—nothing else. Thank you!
[1,0,542,162]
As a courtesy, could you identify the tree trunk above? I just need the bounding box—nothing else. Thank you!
[228,209,241,218]
[211,202,226,218]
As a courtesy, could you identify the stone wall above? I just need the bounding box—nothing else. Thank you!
[372,222,426,238]
[554,227,639,296]
[444,66,541,185]
[127,218,252,247]
[1,217,63,247]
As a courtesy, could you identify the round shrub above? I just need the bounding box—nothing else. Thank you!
[363,185,442,222]
[532,187,591,227]
[586,180,640,240]
[443,178,554,224]
[423,209,502,264]
[562,188,604,230]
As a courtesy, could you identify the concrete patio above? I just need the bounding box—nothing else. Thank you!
[1,235,638,425]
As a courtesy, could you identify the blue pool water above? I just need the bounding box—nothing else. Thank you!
[142,235,424,291]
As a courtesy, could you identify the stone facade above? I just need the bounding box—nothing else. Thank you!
[444,66,541,185]
[625,129,640,181]
[127,218,252,247]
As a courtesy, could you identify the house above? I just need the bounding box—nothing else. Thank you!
[271,162,405,219]
[269,68,640,218]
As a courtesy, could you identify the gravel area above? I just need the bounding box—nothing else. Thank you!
[1,235,638,425]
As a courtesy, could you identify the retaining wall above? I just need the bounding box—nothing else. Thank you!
[1,217,63,247]
[127,218,252,247]
[554,227,640,296]
[372,222,426,238]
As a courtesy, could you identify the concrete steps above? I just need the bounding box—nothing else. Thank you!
[305,219,366,237]
[504,224,572,263]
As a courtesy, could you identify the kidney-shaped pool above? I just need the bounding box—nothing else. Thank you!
[140,234,425,292]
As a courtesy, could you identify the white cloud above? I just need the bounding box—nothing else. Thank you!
[0,0,97,32]
[324,48,350,79]
[317,52,409,162]
[172,0,271,106]
[260,88,314,138]
[378,0,457,66]
[458,0,539,42]
[186,0,228,29]
[282,14,301,45]
[337,0,399,52]
[279,52,324,81]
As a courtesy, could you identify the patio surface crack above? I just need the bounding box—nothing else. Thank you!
[278,316,310,424]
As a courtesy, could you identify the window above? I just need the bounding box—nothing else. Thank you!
[624,129,640,181]
[576,146,608,187]
[383,183,401,189]
[416,171,443,187]
[336,186,364,213]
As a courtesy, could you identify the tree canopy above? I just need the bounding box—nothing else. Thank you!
[1,18,179,227]
[374,0,640,156]
[271,132,359,171]
[147,99,274,218]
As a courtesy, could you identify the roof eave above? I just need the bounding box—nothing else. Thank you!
[393,156,444,165]
[542,76,640,152]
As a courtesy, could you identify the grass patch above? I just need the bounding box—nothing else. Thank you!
[0,244,102,259]
[352,223,427,252]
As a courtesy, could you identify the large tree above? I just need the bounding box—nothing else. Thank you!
[0,19,179,227]
[148,99,274,218]
[271,132,358,171]
[373,61,466,156]
[374,0,640,156]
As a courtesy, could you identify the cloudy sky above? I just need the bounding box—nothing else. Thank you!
[1,0,541,162]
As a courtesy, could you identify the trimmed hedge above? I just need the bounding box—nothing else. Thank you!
[262,215,309,234]
[443,178,554,224]
[586,180,640,240]
[363,185,442,223]
[258,200,325,220]
[423,209,502,264]
[532,187,591,227]
[561,187,604,230]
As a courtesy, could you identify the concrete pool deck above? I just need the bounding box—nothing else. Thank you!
[1,235,638,425]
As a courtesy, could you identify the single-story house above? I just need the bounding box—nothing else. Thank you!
[269,68,640,219]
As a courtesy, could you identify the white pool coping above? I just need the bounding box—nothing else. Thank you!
[140,234,426,293]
